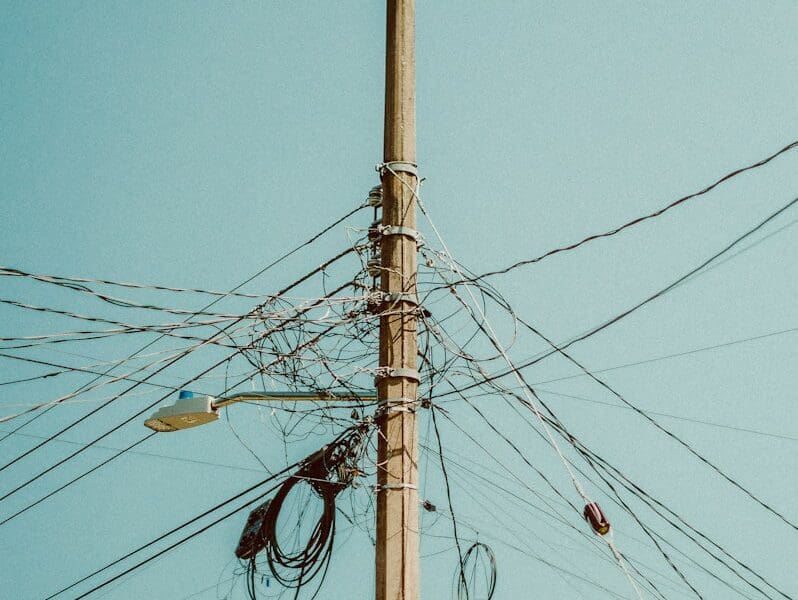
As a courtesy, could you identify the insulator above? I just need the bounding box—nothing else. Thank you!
[367,184,383,207]
[368,219,382,242]
[584,502,610,535]
[367,256,381,278]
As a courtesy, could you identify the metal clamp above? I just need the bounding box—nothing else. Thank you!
[377,405,415,416]
[366,292,420,315]
[375,483,418,492]
[374,399,416,417]
[374,404,416,419]
[376,161,419,178]
[382,292,419,306]
[374,367,420,385]
[379,224,421,242]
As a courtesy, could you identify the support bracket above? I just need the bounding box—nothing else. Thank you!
[374,367,420,386]
[382,292,419,306]
[376,161,419,178]
[375,482,418,492]
[378,224,422,243]
[377,396,417,411]
[367,292,421,315]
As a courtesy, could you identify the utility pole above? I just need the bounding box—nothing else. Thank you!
[376,1,419,600]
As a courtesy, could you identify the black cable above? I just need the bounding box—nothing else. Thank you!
[562,432,793,600]
[44,458,304,599]
[259,425,368,591]
[462,335,784,598]
[72,480,287,600]
[450,261,794,596]
[514,313,798,532]
[0,256,358,507]
[421,280,785,598]
[467,141,798,281]
[430,402,469,598]
[0,201,365,446]
[433,196,798,402]
[457,542,497,600]
[0,351,179,392]
[0,279,359,525]
[261,474,337,588]
[0,432,156,527]
[450,362,781,600]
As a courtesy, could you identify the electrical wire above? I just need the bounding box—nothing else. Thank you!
[466,140,798,281]
[0,202,366,448]
[44,459,305,599]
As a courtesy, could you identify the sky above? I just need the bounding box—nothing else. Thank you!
[1,2,797,599]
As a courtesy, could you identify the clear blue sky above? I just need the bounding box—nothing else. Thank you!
[1,3,797,599]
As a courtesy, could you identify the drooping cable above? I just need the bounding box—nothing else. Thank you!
[0,201,366,445]
[467,140,798,281]
[0,281,361,524]
[432,196,798,404]
[44,458,305,599]
[0,252,359,505]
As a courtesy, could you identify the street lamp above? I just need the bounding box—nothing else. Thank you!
[144,389,377,433]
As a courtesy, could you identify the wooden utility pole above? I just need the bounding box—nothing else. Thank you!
[376,1,419,599]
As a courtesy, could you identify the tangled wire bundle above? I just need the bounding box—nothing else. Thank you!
[455,542,497,600]
[247,424,370,597]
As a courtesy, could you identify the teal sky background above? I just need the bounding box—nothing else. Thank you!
[1,3,797,599]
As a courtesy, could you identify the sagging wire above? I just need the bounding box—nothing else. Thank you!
[455,542,497,600]
[459,140,798,283]
[239,422,373,599]
[379,162,645,600]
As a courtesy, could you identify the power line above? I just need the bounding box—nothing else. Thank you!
[0,433,157,527]
[530,325,798,389]
[467,140,798,281]
[0,250,357,483]
[55,421,370,600]
[0,351,181,392]
[0,202,365,446]
[67,481,285,600]
[515,310,798,531]
[429,402,468,596]
[43,459,302,599]
[0,427,272,471]
[433,196,798,403]
[419,248,794,599]
[536,387,798,443]
[0,281,357,518]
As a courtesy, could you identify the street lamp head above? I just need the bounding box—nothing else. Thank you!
[144,390,218,432]
[143,389,377,432]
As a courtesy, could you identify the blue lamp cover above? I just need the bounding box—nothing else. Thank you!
[178,390,195,400]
